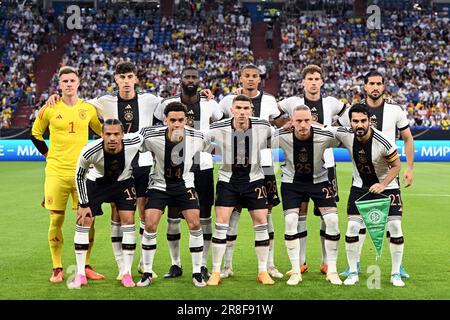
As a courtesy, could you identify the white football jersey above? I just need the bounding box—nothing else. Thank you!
[219,91,280,168]
[88,92,161,167]
[206,117,272,183]
[337,99,409,142]
[272,126,340,184]
[140,126,211,192]
[76,132,144,206]
[278,95,346,168]
[154,94,223,170]
[331,126,400,189]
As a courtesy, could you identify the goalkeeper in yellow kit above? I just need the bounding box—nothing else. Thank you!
[31,67,104,283]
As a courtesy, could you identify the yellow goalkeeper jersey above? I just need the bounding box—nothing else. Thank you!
[32,98,102,176]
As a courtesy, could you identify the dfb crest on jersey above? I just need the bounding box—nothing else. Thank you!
[78,109,87,120]
[370,114,377,128]
[299,147,308,163]
[310,107,319,122]
[358,149,367,164]
[187,110,195,128]
[124,110,134,121]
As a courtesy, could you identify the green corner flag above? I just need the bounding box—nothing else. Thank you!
[355,197,390,259]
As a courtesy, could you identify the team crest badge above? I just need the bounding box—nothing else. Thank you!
[311,107,318,122]
[358,149,367,164]
[124,110,134,121]
[78,109,87,120]
[46,196,54,205]
[299,147,308,162]
[370,114,377,128]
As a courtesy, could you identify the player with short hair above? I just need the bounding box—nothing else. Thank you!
[154,67,223,280]
[337,70,413,279]
[333,104,405,287]
[279,64,347,276]
[218,64,284,280]
[272,105,342,286]
[137,102,212,288]
[206,95,275,286]
[69,119,146,288]
[31,66,103,283]
[45,61,161,280]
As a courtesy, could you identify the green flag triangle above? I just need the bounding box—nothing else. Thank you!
[355,197,390,259]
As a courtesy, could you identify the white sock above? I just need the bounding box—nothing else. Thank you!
[141,230,156,274]
[189,228,204,274]
[254,224,270,272]
[320,218,327,264]
[110,221,124,274]
[345,218,362,273]
[224,209,240,268]
[358,220,366,263]
[388,218,404,275]
[212,223,228,273]
[138,219,145,266]
[322,212,340,274]
[284,211,300,274]
[298,215,307,265]
[74,225,90,276]
[167,218,181,267]
[121,224,136,275]
[267,211,275,269]
[200,217,212,267]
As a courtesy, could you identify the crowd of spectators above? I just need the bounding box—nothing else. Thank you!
[46,0,253,101]
[278,7,450,129]
[0,1,61,128]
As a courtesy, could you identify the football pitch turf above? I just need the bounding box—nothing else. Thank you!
[0,161,449,300]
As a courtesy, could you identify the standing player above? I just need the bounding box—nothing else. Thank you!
[206,95,275,286]
[278,64,347,276]
[272,105,342,286]
[137,102,212,287]
[337,71,413,279]
[154,67,223,280]
[332,104,405,287]
[69,119,146,289]
[87,62,160,280]
[218,64,284,279]
[31,66,103,283]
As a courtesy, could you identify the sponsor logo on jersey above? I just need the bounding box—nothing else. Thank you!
[56,114,63,119]
[370,114,377,128]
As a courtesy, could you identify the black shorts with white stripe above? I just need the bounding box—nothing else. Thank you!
[347,186,403,216]
[215,179,268,211]
[281,180,337,211]
[145,187,200,212]
[85,178,136,216]
[132,166,151,198]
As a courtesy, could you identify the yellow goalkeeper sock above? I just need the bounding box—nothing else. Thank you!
[48,213,65,269]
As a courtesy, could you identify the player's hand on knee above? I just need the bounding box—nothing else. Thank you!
[282,120,293,132]
[369,183,385,194]
[77,207,93,226]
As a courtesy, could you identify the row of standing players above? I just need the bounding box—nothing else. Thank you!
[31,63,414,288]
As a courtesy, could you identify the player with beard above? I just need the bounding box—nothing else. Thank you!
[278,65,347,277]
[154,67,223,280]
[332,104,405,287]
[337,71,413,280]
[218,64,285,280]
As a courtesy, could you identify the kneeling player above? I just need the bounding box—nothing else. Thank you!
[69,119,145,289]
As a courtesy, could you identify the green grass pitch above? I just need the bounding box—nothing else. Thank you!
[0,161,449,300]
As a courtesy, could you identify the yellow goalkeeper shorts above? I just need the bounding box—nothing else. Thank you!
[44,175,78,211]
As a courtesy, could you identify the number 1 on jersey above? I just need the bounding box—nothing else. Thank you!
[69,121,75,133]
